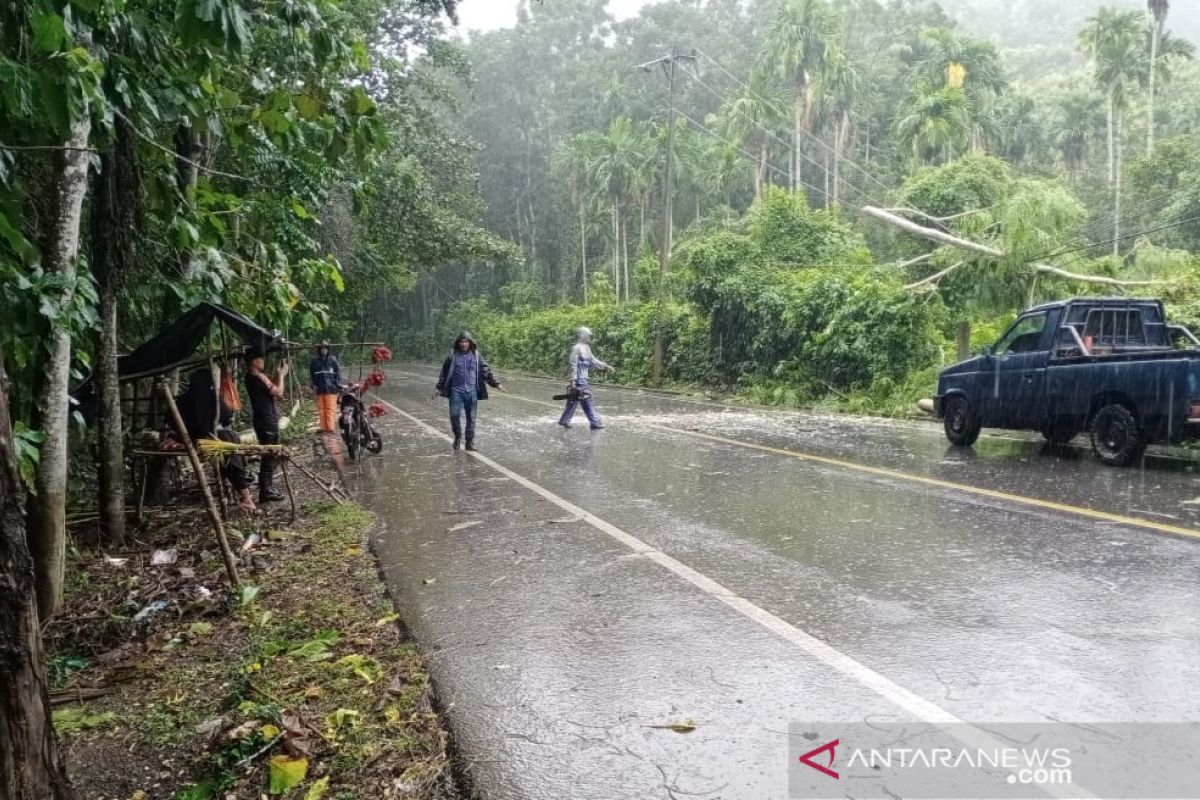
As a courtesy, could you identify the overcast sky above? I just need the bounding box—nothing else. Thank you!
[456,0,652,33]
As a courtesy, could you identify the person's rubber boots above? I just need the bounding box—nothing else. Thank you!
[465,438,477,452]
[453,436,461,450]
[260,489,285,503]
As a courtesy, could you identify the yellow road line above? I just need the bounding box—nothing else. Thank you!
[486,387,1200,542]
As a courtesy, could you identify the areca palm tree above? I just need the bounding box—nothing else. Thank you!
[714,70,789,200]
[914,27,1006,153]
[585,116,652,302]
[1078,8,1144,186]
[992,94,1046,166]
[763,0,836,194]
[893,86,972,165]
[1049,88,1105,182]
[554,133,602,302]
[1146,0,1169,153]
[819,47,861,206]
[1140,27,1195,152]
[1079,7,1153,255]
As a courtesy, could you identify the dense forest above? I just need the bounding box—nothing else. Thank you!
[383,0,1200,414]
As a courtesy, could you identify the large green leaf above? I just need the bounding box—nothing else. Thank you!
[267,755,308,794]
[32,13,70,54]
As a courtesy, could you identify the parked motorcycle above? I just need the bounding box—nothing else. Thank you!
[338,382,383,459]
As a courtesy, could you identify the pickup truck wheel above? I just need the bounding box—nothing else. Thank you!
[943,396,982,447]
[1090,404,1145,467]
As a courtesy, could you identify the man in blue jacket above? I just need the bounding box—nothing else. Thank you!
[309,341,342,433]
[433,332,503,451]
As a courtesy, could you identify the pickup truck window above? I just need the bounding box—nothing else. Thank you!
[1084,308,1146,346]
[995,313,1048,355]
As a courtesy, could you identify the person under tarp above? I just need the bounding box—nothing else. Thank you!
[166,369,256,514]
[71,301,281,412]
[244,349,288,503]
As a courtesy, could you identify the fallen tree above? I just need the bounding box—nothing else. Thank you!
[863,207,1170,289]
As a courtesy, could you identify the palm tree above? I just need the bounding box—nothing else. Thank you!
[1146,0,1169,153]
[914,27,1007,154]
[893,86,972,165]
[1049,88,1105,182]
[819,47,861,206]
[714,70,789,200]
[1078,8,1144,186]
[585,116,652,302]
[763,0,836,194]
[1079,7,1151,255]
[1139,27,1195,152]
[992,94,1046,166]
[554,133,601,303]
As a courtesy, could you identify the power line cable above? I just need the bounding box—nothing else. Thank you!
[693,46,895,196]
[680,63,886,208]
[1020,210,1200,267]
[673,107,861,210]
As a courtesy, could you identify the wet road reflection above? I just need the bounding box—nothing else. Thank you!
[342,367,1200,799]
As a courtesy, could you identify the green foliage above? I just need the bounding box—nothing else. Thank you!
[893,155,1012,219]
[747,188,870,266]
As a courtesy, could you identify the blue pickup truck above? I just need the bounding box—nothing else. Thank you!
[934,298,1200,465]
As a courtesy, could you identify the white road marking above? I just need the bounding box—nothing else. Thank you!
[377,394,1095,798]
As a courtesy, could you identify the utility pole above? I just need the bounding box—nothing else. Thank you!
[639,49,696,387]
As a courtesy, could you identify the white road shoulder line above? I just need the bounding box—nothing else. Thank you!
[376,395,1095,799]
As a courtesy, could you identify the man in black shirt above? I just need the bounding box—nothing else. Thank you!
[245,349,288,502]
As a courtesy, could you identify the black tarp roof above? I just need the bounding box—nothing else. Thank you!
[72,302,281,409]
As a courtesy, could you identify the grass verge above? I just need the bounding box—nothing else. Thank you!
[49,501,455,800]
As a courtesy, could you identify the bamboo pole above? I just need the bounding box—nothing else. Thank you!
[281,458,297,523]
[158,382,241,588]
[284,454,348,504]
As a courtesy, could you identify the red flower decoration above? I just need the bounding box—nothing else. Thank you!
[367,403,388,419]
[371,346,393,364]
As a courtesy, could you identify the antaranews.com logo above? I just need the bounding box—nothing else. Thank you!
[788,722,1200,799]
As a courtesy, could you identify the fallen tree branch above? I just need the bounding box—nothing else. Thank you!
[894,252,934,269]
[864,206,1004,258]
[50,687,114,706]
[1032,265,1168,287]
[905,261,965,291]
[864,206,1173,288]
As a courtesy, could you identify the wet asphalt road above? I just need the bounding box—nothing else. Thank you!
[347,366,1200,799]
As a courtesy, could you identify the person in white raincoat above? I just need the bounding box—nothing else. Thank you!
[558,327,615,429]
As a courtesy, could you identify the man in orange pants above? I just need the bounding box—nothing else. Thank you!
[309,342,341,432]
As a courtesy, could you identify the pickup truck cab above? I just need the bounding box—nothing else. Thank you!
[935,298,1200,465]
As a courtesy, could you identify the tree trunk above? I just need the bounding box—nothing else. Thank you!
[579,203,588,304]
[755,140,767,200]
[833,113,845,207]
[1106,84,1116,185]
[0,347,76,800]
[621,208,630,301]
[1113,110,1123,258]
[611,203,620,303]
[28,112,91,619]
[956,322,971,362]
[822,145,830,209]
[92,114,139,545]
[96,283,125,544]
[639,195,647,247]
[1147,16,1162,155]
[792,85,803,193]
